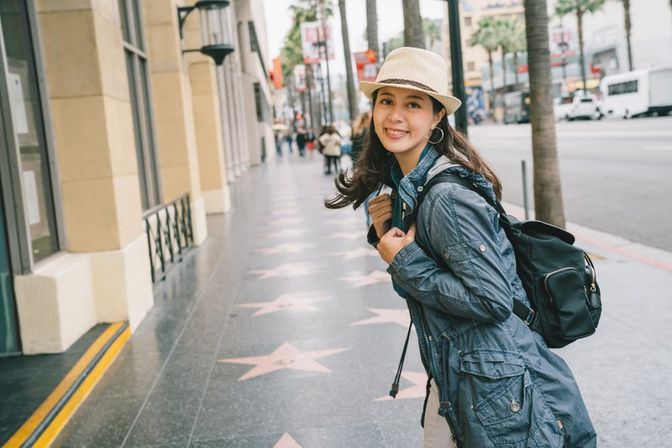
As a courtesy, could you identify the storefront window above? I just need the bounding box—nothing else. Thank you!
[0,0,59,262]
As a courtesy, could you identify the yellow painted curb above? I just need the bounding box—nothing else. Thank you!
[3,322,130,448]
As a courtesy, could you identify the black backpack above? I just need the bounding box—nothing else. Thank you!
[389,172,603,398]
[420,172,602,348]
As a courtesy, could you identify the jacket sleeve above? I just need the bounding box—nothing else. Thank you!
[387,184,513,322]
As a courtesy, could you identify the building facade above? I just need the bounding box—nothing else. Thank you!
[0,0,272,357]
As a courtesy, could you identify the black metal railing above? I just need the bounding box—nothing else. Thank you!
[144,193,194,283]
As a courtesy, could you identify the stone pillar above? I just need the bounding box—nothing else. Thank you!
[183,7,231,213]
[143,0,207,244]
[15,1,154,353]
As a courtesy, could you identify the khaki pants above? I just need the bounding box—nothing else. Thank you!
[423,380,457,448]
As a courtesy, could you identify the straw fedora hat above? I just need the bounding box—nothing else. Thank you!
[360,47,461,115]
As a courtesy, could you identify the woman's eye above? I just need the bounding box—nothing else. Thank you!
[408,102,421,109]
[379,98,392,105]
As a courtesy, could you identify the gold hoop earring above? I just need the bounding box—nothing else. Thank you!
[428,127,444,145]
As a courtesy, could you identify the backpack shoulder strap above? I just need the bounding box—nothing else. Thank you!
[418,171,535,326]
[420,172,507,218]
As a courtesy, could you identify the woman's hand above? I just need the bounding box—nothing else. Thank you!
[378,225,416,264]
[368,193,392,239]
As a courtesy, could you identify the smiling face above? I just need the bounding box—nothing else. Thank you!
[372,86,445,173]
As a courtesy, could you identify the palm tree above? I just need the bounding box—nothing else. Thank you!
[471,16,499,121]
[621,0,633,71]
[555,0,606,91]
[495,19,515,95]
[509,20,527,89]
[366,0,380,58]
[338,0,358,121]
[524,0,565,227]
[402,0,424,48]
[423,18,442,50]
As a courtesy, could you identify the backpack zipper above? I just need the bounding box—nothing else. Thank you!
[542,267,578,304]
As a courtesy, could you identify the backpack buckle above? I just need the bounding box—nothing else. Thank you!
[523,309,535,326]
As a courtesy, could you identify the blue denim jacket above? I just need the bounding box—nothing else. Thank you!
[371,146,597,447]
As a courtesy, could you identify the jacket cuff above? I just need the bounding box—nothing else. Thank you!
[367,225,380,248]
[387,242,423,278]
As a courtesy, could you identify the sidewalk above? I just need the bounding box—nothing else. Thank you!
[51,155,672,447]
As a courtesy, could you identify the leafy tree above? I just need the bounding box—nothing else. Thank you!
[555,0,606,91]
[525,0,565,226]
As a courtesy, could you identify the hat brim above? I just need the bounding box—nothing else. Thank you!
[360,81,462,115]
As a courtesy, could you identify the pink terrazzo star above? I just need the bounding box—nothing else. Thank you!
[327,232,366,240]
[340,270,391,287]
[375,371,428,401]
[237,292,332,316]
[255,243,315,255]
[350,308,411,328]
[274,433,302,448]
[248,262,322,279]
[219,342,350,381]
[268,217,301,226]
[330,247,380,259]
[263,229,307,239]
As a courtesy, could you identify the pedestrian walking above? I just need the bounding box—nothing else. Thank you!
[350,111,371,166]
[351,111,373,226]
[319,125,342,175]
[296,127,308,158]
[284,132,293,154]
[306,128,316,159]
[325,47,597,447]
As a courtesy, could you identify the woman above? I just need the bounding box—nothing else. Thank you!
[319,125,342,175]
[326,47,596,447]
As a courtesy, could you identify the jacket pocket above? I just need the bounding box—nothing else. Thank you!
[459,350,564,447]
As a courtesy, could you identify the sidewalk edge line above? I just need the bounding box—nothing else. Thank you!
[2,322,129,448]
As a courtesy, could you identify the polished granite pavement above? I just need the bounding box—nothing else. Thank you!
[52,154,672,447]
[53,156,427,447]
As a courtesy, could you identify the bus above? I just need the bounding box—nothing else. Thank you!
[600,67,672,118]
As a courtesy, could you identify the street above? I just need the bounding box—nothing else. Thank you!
[470,116,672,252]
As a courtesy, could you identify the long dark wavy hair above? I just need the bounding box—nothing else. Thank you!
[325,91,502,210]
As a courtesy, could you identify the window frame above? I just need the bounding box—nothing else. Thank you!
[0,0,65,273]
[119,0,162,211]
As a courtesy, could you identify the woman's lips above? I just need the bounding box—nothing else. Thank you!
[384,128,409,140]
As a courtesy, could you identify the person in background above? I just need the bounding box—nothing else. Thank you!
[296,127,307,158]
[306,128,316,159]
[350,111,372,225]
[319,125,342,175]
[350,111,371,165]
[284,132,293,154]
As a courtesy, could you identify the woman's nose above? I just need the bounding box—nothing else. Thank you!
[387,104,404,121]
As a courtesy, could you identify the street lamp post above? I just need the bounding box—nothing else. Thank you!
[177,0,234,65]
[445,0,468,135]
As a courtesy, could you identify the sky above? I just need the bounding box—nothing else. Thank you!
[261,0,447,78]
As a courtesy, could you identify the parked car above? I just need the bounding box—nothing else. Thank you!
[554,92,603,121]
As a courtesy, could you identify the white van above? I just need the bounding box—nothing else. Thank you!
[600,67,672,118]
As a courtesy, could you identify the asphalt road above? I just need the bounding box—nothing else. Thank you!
[468,116,672,252]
